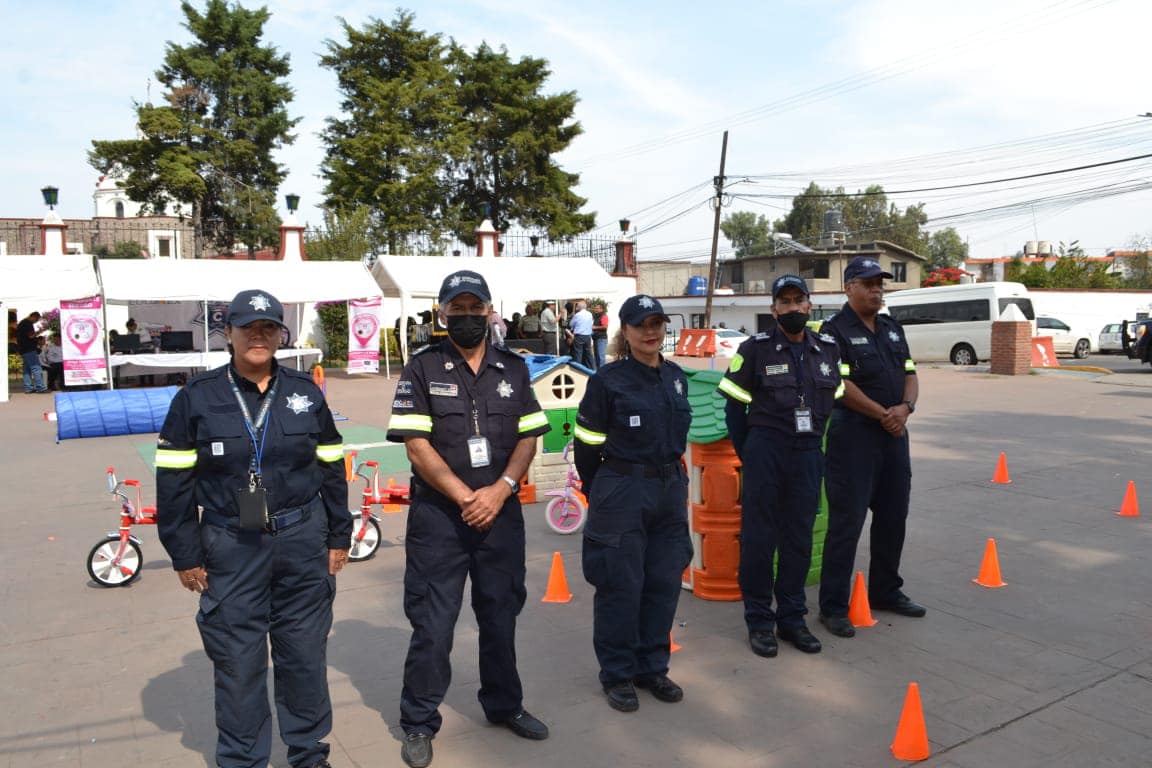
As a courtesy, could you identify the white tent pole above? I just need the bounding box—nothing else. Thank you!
[296,301,305,371]
[0,301,8,403]
[95,256,114,390]
[203,298,210,366]
[382,300,391,378]
[399,292,409,364]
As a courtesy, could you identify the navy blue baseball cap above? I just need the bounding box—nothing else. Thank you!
[226,289,286,328]
[438,270,491,304]
[771,274,809,300]
[619,294,670,326]
[844,256,893,282]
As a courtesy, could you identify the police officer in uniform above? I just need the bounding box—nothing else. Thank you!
[719,275,843,657]
[818,256,924,639]
[573,294,694,713]
[155,289,350,768]
[387,270,551,768]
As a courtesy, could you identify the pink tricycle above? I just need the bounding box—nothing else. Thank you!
[87,467,156,587]
[543,441,587,534]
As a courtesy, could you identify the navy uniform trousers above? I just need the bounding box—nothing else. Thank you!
[819,413,912,616]
[400,494,527,736]
[196,496,334,768]
[581,466,693,686]
[739,429,823,631]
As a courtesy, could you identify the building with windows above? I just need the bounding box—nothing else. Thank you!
[714,239,925,294]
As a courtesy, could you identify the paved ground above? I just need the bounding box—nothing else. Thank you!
[1,361,1150,767]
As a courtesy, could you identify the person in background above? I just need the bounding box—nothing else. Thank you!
[519,306,541,339]
[568,300,595,369]
[573,294,693,713]
[539,300,559,355]
[489,308,507,347]
[42,332,64,391]
[17,311,47,394]
[155,289,350,768]
[507,312,522,341]
[591,302,609,369]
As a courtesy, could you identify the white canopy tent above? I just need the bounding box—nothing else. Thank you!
[370,255,636,359]
[2,255,386,403]
[1,254,102,403]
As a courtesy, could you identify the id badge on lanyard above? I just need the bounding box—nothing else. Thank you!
[227,368,278,528]
[467,401,491,468]
[794,388,814,434]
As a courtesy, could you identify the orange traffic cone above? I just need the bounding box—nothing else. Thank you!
[383,477,402,513]
[890,682,930,760]
[344,451,357,484]
[848,571,877,628]
[541,552,573,603]
[992,452,1011,484]
[972,538,1007,588]
[670,632,682,653]
[1117,481,1140,518]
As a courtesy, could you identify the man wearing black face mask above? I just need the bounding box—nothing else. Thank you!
[719,275,843,658]
[387,270,552,767]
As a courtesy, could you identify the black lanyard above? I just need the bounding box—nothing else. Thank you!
[450,354,487,438]
[226,368,279,482]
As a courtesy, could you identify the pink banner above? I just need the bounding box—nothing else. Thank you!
[347,297,381,375]
[61,295,108,386]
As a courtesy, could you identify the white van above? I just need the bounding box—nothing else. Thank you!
[884,282,1035,365]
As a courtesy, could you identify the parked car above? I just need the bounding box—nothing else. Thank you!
[1098,323,1126,354]
[713,328,750,358]
[1036,316,1092,359]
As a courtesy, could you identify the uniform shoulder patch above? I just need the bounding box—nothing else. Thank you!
[411,343,435,357]
[819,333,837,344]
[753,332,769,341]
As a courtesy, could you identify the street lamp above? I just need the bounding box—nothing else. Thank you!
[41,186,59,210]
[619,218,630,235]
[285,193,300,213]
[529,234,540,257]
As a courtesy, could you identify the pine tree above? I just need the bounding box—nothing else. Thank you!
[89,0,298,258]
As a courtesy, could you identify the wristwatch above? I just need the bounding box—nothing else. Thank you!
[903,400,916,414]
[501,475,521,493]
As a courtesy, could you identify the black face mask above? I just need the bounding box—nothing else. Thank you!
[446,314,489,349]
[776,311,810,335]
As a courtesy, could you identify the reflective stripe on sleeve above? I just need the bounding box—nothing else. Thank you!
[389,413,433,432]
[574,424,606,446]
[717,376,752,404]
[518,411,548,433]
[904,359,916,372]
[834,381,845,400]
[316,443,344,462]
[839,363,851,376]
[156,448,197,469]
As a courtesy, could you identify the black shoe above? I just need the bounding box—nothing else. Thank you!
[635,674,683,703]
[872,593,927,618]
[819,614,856,638]
[603,681,639,712]
[777,624,822,653]
[401,732,433,768]
[749,630,778,658]
[502,709,549,740]
[307,761,332,768]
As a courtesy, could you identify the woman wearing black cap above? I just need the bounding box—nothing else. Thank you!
[572,294,694,713]
[155,289,350,768]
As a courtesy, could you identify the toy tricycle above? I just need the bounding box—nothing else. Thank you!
[345,451,410,561]
[87,467,156,587]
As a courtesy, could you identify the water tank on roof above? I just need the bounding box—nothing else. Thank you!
[823,209,843,234]
[1037,241,1052,255]
[1024,241,1039,255]
[685,275,707,295]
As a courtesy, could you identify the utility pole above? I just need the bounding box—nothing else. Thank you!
[703,130,728,330]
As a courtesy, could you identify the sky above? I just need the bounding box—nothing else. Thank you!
[2,0,1150,264]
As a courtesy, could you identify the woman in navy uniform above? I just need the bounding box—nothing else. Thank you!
[155,290,349,768]
[718,275,843,657]
[818,256,924,639]
[573,294,694,713]
[386,270,552,768]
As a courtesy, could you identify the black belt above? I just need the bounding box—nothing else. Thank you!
[201,502,312,534]
[603,458,680,480]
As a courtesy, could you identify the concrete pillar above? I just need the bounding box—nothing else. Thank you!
[39,210,67,256]
[475,218,498,258]
[277,210,306,261]
[613,238,636,277]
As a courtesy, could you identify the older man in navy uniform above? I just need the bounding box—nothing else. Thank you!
[818,256,924,640]
[719,275,843,657]
[387,270,551,768]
